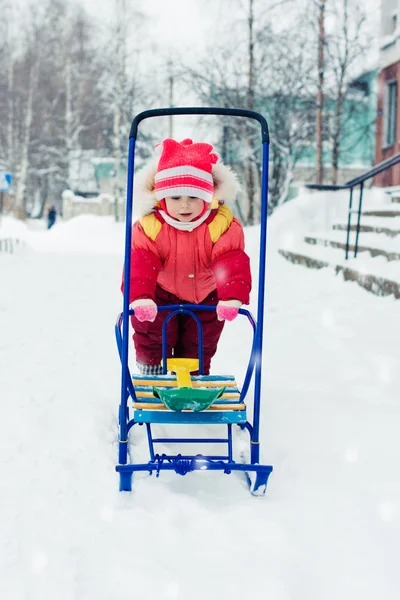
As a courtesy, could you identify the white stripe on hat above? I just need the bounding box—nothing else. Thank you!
[154,165,213,183]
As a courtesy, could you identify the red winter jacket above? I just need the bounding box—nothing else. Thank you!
[124,204,252,305]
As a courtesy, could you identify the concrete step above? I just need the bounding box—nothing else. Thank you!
[304,235,400,261]
[332,223,400,237]
[363,208,400,217]
[279,247,400,299]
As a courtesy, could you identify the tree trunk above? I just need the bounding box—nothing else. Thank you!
[331,0,351,185]
[246,0,256,225]
[15,61,38,218]
[316,0,326,185]
[65,54,73,165]
[7,19,14,175]
[332,86,344,185]
[112,0,127,222]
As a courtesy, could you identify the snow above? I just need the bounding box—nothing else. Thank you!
[1,193,400,599]
[338,214,400,231]
[275,188,400,282]
[0,216,29,240]
[0,214,124,255]
[308,229,400,254]
[364,204,400,214]
[269,187,387,248]
[280,239,400,282]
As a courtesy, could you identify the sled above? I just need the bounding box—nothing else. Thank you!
[115,107,273,495]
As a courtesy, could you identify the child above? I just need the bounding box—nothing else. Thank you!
[124,137,251,375]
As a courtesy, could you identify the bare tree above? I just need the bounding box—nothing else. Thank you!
[0,1,26,209]
[8,5,44,218]
[325,0,371,184]
[0,0,158,219]
[96,0,148,221]
[185,1,316,218]
[111,0,127,222]
[6,4,15,175]
[315,0,326,185]
[26,1,110,217]
[15,59,40,217]
[245,0,257,224]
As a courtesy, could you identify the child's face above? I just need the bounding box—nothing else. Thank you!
[164,196,205,221]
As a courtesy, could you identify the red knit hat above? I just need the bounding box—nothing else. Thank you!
[154,138,218,204]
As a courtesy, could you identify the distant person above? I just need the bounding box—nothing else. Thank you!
[47,205,57,229]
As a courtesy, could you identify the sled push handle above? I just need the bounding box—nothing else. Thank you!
[119,107,270,477]
[129,107,269,143]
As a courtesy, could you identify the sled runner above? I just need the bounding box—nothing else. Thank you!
[115,107,273,495]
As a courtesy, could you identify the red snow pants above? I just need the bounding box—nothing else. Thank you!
[131,285,225,375]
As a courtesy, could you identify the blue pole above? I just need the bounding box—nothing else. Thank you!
[345,187,354,260]
[119,137,136,464]
[161,308,204,374]
[251,142,269,464]
[354,182,364,258]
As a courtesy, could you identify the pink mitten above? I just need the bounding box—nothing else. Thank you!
[216,299,242,322]
[130,299,158,322]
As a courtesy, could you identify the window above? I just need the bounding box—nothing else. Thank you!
[348,80,369,97]
[384,80,397,147]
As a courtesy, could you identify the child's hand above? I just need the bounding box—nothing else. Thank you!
[216,300,242,321]
[130,299,158,322]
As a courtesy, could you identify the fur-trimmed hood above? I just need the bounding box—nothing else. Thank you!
[133,154,240,217]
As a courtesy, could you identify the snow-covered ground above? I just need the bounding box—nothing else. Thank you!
[0,197,399,600]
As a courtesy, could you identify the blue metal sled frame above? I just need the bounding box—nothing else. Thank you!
[115,107,273,495]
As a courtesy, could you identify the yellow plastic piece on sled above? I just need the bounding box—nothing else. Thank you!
[166,358,199,388]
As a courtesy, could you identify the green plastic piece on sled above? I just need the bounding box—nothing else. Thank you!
[153,386,226,412]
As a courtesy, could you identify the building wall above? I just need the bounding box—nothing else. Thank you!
[293,69,377,188]
[375,62,400,186]
[375,1,400,186]
[380,0,400,69]
[62,191,126,220]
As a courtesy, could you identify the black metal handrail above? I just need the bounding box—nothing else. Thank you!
[305,151,400,259]
[346,151,400,187]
